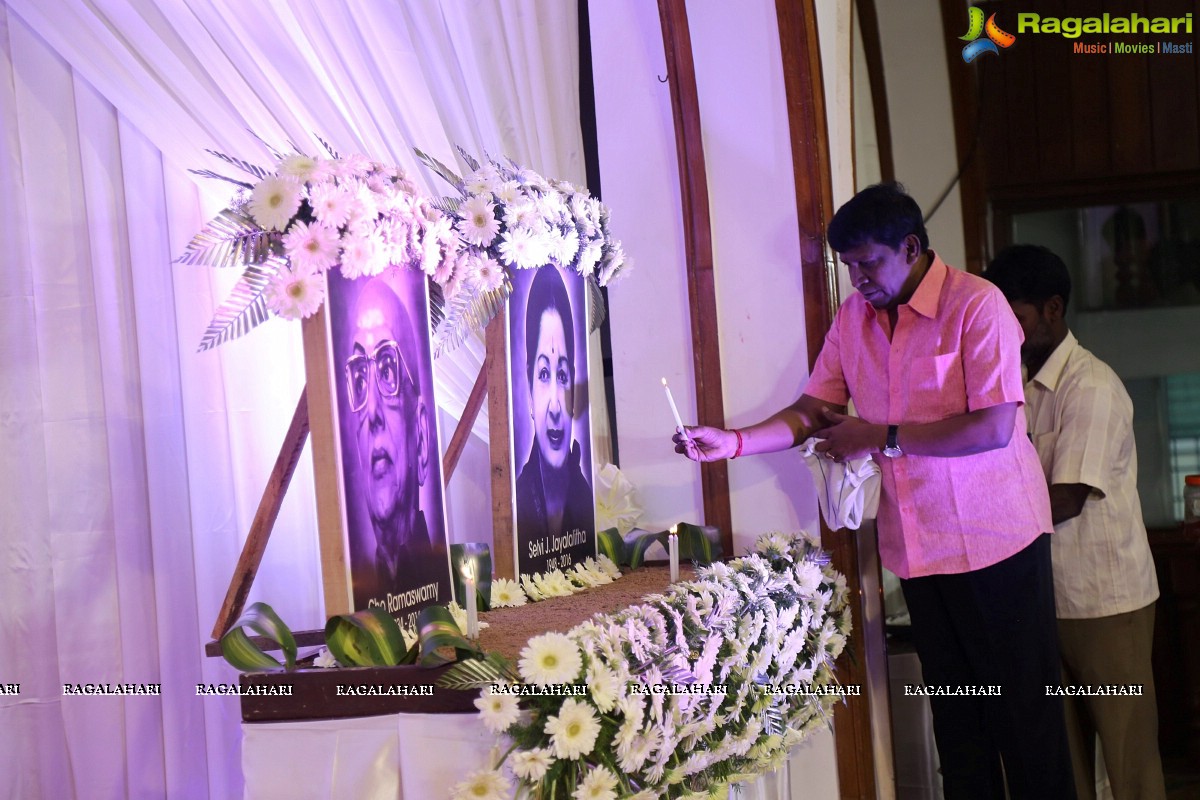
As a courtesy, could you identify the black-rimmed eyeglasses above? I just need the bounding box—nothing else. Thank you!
[344,339,415,412]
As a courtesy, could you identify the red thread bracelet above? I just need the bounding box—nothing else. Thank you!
[732,429,744,459]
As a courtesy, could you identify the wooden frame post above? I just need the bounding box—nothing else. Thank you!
[485,314,516,580]
[210,390,311,639]
[656,0,734,558]
[776,1,890,796]
[300,308,353,619]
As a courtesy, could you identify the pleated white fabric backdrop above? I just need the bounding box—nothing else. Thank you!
[0,1,601,796]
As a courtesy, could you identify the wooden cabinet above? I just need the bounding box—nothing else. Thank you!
[1149,522,1200,769]
[975,0,1200,207]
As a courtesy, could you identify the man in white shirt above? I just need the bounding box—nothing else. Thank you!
[985,245,1165,800]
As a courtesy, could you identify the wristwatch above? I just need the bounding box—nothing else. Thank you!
[883,425,903,458]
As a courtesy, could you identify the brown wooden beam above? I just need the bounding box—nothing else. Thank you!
[776,1,883,797]
[211,389,311,640]
[777,0,837,360]
[485,314,516,580]
[656,0,734,558]
[302,308,353,618]
[442,362,489,483]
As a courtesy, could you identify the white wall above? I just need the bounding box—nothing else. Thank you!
[592,0,831,543]
[875,0,966,269]
[591,0,701,531]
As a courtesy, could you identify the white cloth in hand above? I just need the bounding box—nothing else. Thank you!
[799,437,881,530]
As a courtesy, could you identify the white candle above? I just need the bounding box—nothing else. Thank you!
[661,378,692,444]
[463,561,479,640]
[668,526,679,583]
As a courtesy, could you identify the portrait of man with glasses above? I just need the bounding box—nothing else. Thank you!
[329,270,450,620]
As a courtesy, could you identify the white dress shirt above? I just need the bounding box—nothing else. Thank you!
[1025,331,1159,618]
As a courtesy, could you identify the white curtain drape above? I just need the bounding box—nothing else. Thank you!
[0,1,594,796]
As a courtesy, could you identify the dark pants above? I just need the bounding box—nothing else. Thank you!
[900,534,1076,800]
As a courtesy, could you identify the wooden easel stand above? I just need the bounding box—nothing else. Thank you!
[209,357,492,641]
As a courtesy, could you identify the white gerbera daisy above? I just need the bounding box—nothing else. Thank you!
[595,555,622,579]
[472,256,506,293]
[519,632,582,685]
[354,180,380,222]
[510,746,554,781]
[572,765,618,800]
[473,685,521,733]
[265,265,325,320]
[309,183,353,229]
[490,577,527,608]
[278,154,326,184]
[458,195,501,247]
[449,768,509,800]
[543,698,601,760]
[535,570,576,598]
[334,154,372,179]
[521,573,544,602]
[498,227,551,270]
[493,180,522,205]
[339,231,387,280]
[586,664,620,713]
[283,221,340,273]
[502,200,541,231]
[517,167,548,191]
[464,167,499,195]
[248,175,302,231]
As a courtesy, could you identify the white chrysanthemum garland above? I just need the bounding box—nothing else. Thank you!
[235,153,458,321]
[448,532,852,800]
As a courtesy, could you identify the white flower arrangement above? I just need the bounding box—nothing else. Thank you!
[179,146,458,350]
[444,532,852,799]
[183,145,631,357]
[255,155,454,319]
[440,154,629,290]
[417,148,629,355]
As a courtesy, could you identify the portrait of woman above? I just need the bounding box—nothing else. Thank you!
[511,265,595,574]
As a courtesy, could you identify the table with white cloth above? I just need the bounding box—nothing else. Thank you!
[238,565,843,799]
[241,712,841,799]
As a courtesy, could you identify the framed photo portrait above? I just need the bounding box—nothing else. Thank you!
[507,265,596,576]
[323,267,452,627]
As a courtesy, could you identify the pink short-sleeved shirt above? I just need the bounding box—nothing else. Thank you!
[806,254,1052,578]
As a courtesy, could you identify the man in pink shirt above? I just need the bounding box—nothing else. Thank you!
[677,183,1074,799]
